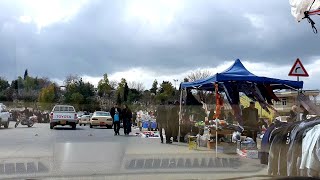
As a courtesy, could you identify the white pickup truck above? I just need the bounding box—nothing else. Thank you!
[0,104,10,128]
[50,105,78,129]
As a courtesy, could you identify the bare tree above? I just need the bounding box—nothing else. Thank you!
[109,80,118,90]
[186,70,213,103]
[64,74,80,86]
[128,81,145,92]
[187,69,212,82]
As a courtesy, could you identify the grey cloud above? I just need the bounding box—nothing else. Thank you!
[0,0,319,81]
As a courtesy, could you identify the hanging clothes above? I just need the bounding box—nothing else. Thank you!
[252,84,271,114]
[222,82,240,105]
[260,120,286,165]
[287,118,320,176]
[300,124,320,177]
[238,83,257,102]
[264,84,280,102]
[222,82,242,125]
[257,84,273,105]
[231,104,243,126]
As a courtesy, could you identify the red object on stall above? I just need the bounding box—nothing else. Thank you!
[214,83,224,119]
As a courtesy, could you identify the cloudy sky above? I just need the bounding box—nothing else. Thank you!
[0,0,319,89]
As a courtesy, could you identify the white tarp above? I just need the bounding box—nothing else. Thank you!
[290,0,320,21]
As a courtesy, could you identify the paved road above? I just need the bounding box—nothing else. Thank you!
[0,122,268,179]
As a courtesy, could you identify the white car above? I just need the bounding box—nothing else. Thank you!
[50,105,77,129]
[90,111,113,129]
[79,115,91,126]
[0,104,10,128]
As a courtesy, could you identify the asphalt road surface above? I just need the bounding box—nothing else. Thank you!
[0,122,268,179]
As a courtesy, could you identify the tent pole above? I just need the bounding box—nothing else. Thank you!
[178,89,183,143]
[215,83,218,158]
[297,76,300,121]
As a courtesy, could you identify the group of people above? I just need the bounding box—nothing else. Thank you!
[110,103,133,136]
[156,101,180,144]
[10,107,49,123]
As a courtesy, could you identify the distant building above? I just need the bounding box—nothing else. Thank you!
[273,89,319,115]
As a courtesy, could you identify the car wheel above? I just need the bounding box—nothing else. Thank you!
[4,121,9,128]
[79,124,82,126]
[84,124,86,126]
[71,123,76,130]
[90,124,93,128]
[50,123,54,129]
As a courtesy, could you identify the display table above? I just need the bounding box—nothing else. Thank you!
[209,128,234,136]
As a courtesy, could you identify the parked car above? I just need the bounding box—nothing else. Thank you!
[49,105,77,129]
[0,104,10,128]
[79,115,91,126]
[90,111,113,129]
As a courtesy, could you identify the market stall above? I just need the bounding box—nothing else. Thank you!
[179,59,303,157]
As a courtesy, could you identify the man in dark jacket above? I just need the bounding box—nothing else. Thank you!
[156,103,167,143]
[110,103,121,136]
[242,101,259,139]
[122,104,132,135]
[171,101,180,142]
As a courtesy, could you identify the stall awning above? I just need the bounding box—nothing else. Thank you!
[180,59,303,90]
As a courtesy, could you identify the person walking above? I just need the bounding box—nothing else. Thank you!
[156,103,167,143]
[171,101,180,142]
[110,103,121,136]
[288,105,299,122]
[122,104,132,136]
[165,102,174,144]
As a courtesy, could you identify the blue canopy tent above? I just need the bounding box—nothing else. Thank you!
[180,59,303,90]
[177,59,304,150]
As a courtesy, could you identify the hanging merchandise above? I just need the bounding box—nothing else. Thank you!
[257,84,273,105]
[238,83,257,102]
[214,84,224,119]
[262,117,320,177]
[222,82,240,105]
[264,84,280,102]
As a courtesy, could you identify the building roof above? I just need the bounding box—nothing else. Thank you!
[274,89,320,97]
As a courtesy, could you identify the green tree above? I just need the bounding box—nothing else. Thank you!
[150,79,158,95]
[116,78,128,103]
[156,81,175,103]
[0,78,9,91]
[116,92,122,105]
[0,78,12,101]
[123,82,129,102]
[24,69,28,80]
[38,84,57,110]
[128,88,142,103]
[63,75,96,111]
[24,76,36,92]
[97,73,111,97]
[70,92,84,110]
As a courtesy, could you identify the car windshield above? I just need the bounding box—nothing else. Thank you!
[95,112,110,116]
[1,0,320,179]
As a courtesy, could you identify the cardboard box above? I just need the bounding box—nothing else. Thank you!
[217,142,237,154]
[237,149,259,159]
[207,141,216,149]
[236,141,257,150]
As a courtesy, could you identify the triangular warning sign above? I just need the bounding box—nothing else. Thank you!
[288,58,309,77]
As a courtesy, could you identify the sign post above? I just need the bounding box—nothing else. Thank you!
[288,58,309,121]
